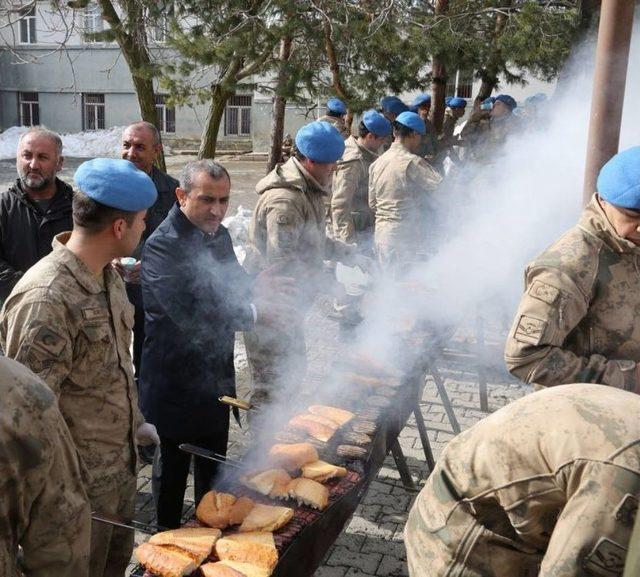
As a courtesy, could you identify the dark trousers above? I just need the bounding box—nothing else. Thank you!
[152,431,229,529]
[125,282,145,379]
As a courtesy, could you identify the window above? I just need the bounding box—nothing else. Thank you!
[82,3,103,42]
[155,95,176,133]
[149,4,174,43]
[83,93,105,130]
[446,70,473,99]
[19,6,37,44]
[224,95,252,137]
[19,92,39,126]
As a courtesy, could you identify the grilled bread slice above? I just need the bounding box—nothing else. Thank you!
[148,527,221,564]
[308,405,355,427]
[267,443,319,471]
[224,532,275,548]
[134,542,197,577]
[201,561,270,577]
[229,496,255,526]
[215,537,278,571]
[286,477,329,510]
[239,504,294,532]
[196,490,237,529]
[241,469,292,497]
[287,415,335,443]
[301,460,348,483]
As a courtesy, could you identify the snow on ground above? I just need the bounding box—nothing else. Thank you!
[0,125,126,159]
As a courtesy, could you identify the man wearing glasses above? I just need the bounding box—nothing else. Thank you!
[505,147,640,392]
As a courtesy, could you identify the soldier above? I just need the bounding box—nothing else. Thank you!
[379,95,409,123]
[0,355,91,577]
[244,121,369,407]
[505,147,640,391]
[369,111,442,273]
[406,383,640,577]
[331,109,392,248]
[1,158,160,577]
[318,97,350,139]
[439,96,467,148]
[410,93,438,163]
[0,127,73,302]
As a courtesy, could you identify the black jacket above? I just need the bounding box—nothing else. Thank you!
[0,178,73,301]
[139,204,255,439]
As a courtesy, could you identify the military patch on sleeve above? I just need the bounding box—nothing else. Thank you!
[30,325,67,358]
[276,213,290,225]
[582,537,626,576]
[514,315,547,345]
[528,280,560,305]
[614,493,638,527]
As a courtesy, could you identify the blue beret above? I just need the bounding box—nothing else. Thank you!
[395,111,426,136]
[74,158,157,212]
[411,93,431,108]
[362,109,392,137]
[495,94,517,110]
[380,96,408,116]
[448,97,467,109]
[597,147,640,210]
[295,121,345,163]
[327,97,347,115]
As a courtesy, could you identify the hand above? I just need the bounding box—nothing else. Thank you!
[125,261,142,284]
[136,422,160,446]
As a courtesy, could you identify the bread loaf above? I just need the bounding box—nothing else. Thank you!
[286,477,329,510]
[267,443,319,471]
[301,460,348,483]
[201,561,270,577]
[196,490,237,529]
[215,537,278,571]
[239,504,294,532]
[229,496,255,526]
[241,469,291,496]
[148,527,221,563]
[287,415,335,442]
[308,405,354,426]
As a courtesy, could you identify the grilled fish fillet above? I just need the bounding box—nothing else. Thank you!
[241,469,291,497]
[239,504,294,532]
[216,537,278,571]
[134,542,197,577]
[148,527,221,563]
[268,443,319,471]
[288,415,335,443]
[196,490,237,529]
[286,477,329,510]
[308,405,354,426]
[301,460,348,483]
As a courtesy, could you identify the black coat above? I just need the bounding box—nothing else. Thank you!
[139,204,255,439]
[0,178,73,301]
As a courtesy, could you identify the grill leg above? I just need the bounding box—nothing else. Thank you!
[476,314,489,413]
[390,440,416,490]
[413,406,435,472]
[430,366,461,434]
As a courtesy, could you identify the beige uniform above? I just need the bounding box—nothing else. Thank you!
[0,232,141,577]
[317,114,351,139]
[406,383,640,577]
[331,135,378,245]
[368,141,441,268]
[0,356,90,577]
[505,196,640,391]
[244,158,354,404]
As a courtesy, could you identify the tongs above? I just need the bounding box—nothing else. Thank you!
[92,511,166,534]
[178,443,244,470]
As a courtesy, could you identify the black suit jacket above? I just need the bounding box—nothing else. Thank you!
[139,203,254,438]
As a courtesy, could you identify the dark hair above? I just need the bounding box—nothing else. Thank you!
[181,159,230,193]
[293,146,307,162]
[392,121,416,138]
[326,110,343,119]
[357,121,371,139]
[72,190,136,233]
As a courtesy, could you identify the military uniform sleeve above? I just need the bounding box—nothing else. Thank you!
[1,296,73,396]
[408,158,442,192]
[368,165,377,217]
[263,198,305,271]
[20,403,91,577]
[331,160,359,243]
[504,266,637,390]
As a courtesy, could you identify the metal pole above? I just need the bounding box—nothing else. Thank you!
[583,0,635,205]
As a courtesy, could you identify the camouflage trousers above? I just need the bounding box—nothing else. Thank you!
[406,461,640,577]
[89,473,136,577]
[244,319,306,412]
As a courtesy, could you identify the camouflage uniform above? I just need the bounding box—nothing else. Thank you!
[406,383,640,577]
[244,158,354,405]
[415,117,439,165]
[505,196,640,391]
[368,141,442,270]
[331,135,378,246]
[461,111,518,162]
[0,232,141,577]
[317,114,351,139]
[0,356,90,577]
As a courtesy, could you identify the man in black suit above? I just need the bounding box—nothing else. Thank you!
[139,159,294,528]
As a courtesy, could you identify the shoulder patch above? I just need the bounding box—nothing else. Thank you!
[528,280,560,305]
[582,537,626,576]
[31,325,67,358]
[276,214,290,225]
[514,315,547,345]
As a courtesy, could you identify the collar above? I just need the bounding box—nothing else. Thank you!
[579,195,640,254]
[14,177,72,206]
[52,232,120,295]
[169,202,216,242]
[292,157,331,196]
[354,137,379,161]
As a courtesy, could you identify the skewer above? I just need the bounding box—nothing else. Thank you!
[178,443,245,469]
[92,511,165,534]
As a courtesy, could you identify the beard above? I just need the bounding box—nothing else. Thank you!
[18,170,51,192]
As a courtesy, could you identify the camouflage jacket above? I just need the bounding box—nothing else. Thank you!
[406,384,640,577]
[438,110,460,148]
[368,141,441,247]
[505,196,640,391]
[317,114,351,139]
[0,233,142,498]
[0,356,90,577]
[331,136,378,243]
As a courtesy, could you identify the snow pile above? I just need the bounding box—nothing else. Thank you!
[223,205,253,264]
[0,125,126,159]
